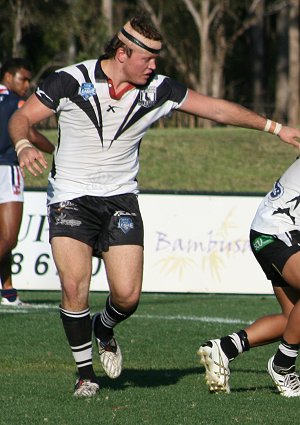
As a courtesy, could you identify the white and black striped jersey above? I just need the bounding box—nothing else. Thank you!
[251,156,300,235]
[35,58,188,204]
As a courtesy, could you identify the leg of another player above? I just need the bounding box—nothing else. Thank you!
[245,285,299,347]
[280,252,300,344]
[0,201,23,303]
[267,252,300,396]
[198,284,298,394]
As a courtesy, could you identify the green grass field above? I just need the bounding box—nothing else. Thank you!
[8,127,300,424]
[1,291,298,425]
[26,126,297,193]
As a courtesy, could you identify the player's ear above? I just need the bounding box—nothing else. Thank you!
[4,71,13,85]
[116,47,129,63]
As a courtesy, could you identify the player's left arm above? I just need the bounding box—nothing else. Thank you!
[179,89,300,149]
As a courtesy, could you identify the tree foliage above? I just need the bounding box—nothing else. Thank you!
[0,0,299,125]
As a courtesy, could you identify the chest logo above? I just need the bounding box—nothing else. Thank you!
[139,86,156,108]
[78,82,96,101]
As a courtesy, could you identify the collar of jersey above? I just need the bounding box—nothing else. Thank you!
[107,78,135,100]
[96,57,135,100]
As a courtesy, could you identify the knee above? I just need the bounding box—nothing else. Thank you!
[60,278,89,310]
[0,237,17,257]
[111,287,141,312]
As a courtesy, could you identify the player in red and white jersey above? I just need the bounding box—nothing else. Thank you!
[0,58,54,307]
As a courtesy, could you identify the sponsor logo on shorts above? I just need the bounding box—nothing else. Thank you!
[252,235,275,252]
[55,212,81,227]
[114,210,137,217]
[58,201,78,211]
[78,82,96,101]
[118,216,134,234]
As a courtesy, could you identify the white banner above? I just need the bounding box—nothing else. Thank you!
[12,191,271,294]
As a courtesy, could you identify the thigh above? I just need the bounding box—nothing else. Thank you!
[0,201,23,244]
[0,165,24,204]
[51,236,93,309]
[274,285,300,317]
[102,245,143,307]
[282,251,300,290]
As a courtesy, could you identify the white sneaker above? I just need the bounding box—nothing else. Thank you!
[73,379,99,397]
[1,296,30,307]
[198,339,230,393]
[92,313,123,379]
[267,356,300,397]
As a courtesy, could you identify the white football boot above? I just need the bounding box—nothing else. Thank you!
[198,339,230,393]
[74,379,99,397]
[267,356,300,397]
[92,312,123,379]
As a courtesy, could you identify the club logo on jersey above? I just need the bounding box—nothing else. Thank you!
[139,86,156,108]
[269,180,284,200]
[78,83,96,101]
[118,216,134,234]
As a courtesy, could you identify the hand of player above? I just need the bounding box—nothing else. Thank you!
[18,146,48,177]
[278,126,300,149]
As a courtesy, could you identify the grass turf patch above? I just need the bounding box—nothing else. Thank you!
[0,291,297,425]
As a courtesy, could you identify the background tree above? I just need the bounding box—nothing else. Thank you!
[288,0,300,126]
[0,0,299,127]
[250,0,266,115]
[274,2,289,123]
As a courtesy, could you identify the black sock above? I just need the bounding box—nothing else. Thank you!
[1,288,17,302]
[273,339,299,374]
[60,306,96,381]
[94,296,138,342]
[220,329,250,361]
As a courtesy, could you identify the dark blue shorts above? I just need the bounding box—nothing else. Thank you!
[48,193,144,258]
[250,229,300,287]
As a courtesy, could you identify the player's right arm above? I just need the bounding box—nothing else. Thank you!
[8,94,54,177]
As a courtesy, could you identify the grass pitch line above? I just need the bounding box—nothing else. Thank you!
[134,314,251,325]
[0,303,58,313]
[0,307,251,324]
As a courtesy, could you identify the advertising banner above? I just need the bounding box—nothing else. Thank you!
[12,191,271,294]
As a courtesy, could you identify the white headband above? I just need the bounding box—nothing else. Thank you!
[118,22,162,54]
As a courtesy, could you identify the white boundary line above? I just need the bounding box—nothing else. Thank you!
[0,307,251,324]
[0,304,58,313]
[133,314,250,324]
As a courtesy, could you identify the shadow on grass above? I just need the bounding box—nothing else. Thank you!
[98,367,200,390]
[197,366,276,394]
[233,385,276,394]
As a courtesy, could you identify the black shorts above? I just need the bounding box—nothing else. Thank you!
[48,194,144,258]
[250,229,300,287]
